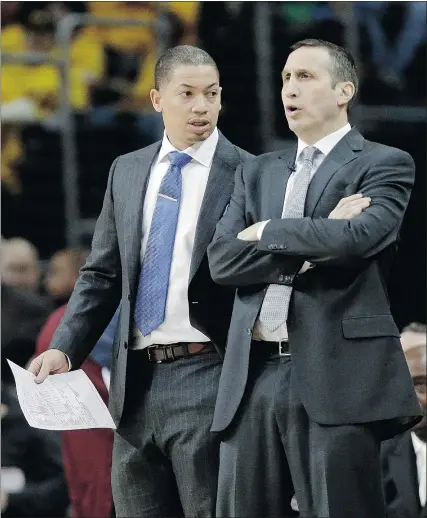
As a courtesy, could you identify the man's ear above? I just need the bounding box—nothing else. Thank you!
[150,89,162,113]
[337,81,355,108]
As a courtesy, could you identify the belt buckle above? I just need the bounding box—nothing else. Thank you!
[278,340,291,357]
[147,347,161,363]
[148,346,175,364]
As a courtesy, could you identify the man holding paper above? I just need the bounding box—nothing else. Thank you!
[28,45,252,517]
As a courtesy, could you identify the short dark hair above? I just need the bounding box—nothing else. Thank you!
[154,45,219,90]
[402,322,427,335]
[290,39,359,109]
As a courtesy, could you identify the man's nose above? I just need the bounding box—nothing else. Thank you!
[192,95,209,113]
[283,78,299,98]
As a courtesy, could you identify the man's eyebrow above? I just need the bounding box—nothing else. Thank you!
[283,68,311,75]
[177,82,219,89]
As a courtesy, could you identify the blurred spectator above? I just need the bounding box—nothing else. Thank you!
[36,307,118,518]
[1,6,105,119]
[88,0,162,115]
[1,283,52,384]
[1,382,69,517]
[44,247,88,307]
[356,1,426,91]
[86,1,199,139]
[381,322,426,518]
[1,237,51,383]
[1,237,41,292]
[1,125,24,196]
[1,2,20,28]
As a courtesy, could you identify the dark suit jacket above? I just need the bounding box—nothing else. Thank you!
[48,132,252,425]
[208,127,422,438]
[381,431,424,518]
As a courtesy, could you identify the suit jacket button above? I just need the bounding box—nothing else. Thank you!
[279,274,284,282]
[124,342,128,349]
[128,294,131,301]
[246,328,252,335]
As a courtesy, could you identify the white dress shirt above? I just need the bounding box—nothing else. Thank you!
[253,123,352,342]
[411,431,426,507]
[133,128,219,349]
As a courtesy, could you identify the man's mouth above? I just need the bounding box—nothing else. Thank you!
[189,119,209,126]
[188,119,210,133]
[286,106,301,116]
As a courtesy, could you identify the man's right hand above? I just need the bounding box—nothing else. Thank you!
[27,350,69,384]
[328,193,371,220]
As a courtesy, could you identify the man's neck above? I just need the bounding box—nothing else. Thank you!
[165,131,214,152]
[296,116,349,145]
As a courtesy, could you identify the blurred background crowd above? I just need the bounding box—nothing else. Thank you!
[1,1,426,517]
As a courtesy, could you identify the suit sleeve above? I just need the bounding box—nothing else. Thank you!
[258,149,415,265]
[48,157,122,369]
[208,162,303,287]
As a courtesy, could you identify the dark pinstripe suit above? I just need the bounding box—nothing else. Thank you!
[48,132,252,516]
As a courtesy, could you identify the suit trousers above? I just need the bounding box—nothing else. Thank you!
[112,348,222,517]
[216,350,386,518]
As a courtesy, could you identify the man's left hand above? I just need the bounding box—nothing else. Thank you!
[237,222,265,241]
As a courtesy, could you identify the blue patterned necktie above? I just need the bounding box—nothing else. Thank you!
[135,151,193,336]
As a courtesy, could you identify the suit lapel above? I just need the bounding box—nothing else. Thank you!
[124,142,161,294]
[189,133,239,281]
[268,148,297,218]
[305,127,364,216]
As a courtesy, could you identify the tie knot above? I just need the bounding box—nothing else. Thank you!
[301,146,319,164]
[169,151,193,169]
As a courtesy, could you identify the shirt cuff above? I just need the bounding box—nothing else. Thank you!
[299,261,315,274]
[65,354,72,371]
[256,220,271,240]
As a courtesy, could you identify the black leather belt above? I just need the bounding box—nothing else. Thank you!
[146,342,216,363]
[252,340,291,359]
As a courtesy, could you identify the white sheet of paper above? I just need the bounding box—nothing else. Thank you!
[7,360,116,430]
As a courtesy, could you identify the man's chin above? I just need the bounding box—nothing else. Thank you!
[188,128,213,142]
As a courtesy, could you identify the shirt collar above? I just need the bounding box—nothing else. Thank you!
[411,431,427,455]
[296,123,352,163]
[157,127,219,168]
